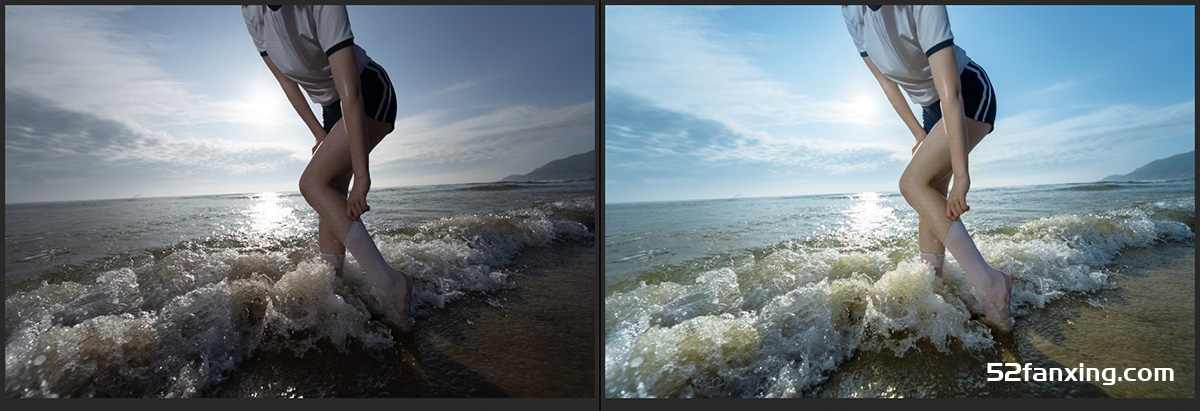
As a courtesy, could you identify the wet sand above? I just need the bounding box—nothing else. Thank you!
[419,238,597,397]
[818,241,1194,398]
[207,238,597,398]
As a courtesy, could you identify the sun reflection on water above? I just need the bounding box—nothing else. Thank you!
[837,192,904,250]
[239,192,305,249]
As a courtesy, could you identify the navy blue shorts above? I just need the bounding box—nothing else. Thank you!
[321,60,397,133]
[922,60,997,134]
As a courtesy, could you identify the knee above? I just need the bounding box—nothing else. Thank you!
[898,173,914,200]
[298,171,319,201]
[897,171,923,203]
[298,178,311,201]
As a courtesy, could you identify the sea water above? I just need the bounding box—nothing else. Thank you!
[604,180,1195,398]
[5,180,594,397]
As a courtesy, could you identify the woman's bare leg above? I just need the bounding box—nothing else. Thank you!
[300,117,412,332]
[899,117,1012,332]
[919,173,951,276]
[301,118,391,239]
[899,119,990,237]
[318,173,352,276]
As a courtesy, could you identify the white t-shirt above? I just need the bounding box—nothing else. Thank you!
[842,5,972,107]
[243,5,373,106]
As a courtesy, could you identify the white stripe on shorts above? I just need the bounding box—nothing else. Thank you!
[365,63,392,120]
[964,62,991,121]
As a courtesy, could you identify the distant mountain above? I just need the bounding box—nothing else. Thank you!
[1102,151,1194,182]
[502,150,595,182]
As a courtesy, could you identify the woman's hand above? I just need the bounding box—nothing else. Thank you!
[947,174,971,220]
[912,130,927,154]
[312,129,327,154]
[346,175,372,220]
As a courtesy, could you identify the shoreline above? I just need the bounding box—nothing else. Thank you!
[208,238,597,398]
[416,237,597,397]
[818,240,1195,398]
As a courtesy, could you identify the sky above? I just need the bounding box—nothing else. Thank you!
[605,5,1195,204]
[5,5,595,204]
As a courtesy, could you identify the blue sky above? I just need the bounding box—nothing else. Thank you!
[605,5,1195,204]
[5,5,595,203]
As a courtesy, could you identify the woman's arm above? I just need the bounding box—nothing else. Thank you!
[262,56,327,152]
[927,46,970,220]
[326,46,372,220]
[863,56,927,151]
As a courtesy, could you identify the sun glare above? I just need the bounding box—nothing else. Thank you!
[236,75,294,126]
[837,192,903,249]
[848,88,885,121]
[239,191,303,249]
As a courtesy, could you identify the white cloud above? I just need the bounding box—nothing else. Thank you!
[4,90,299,180]
[604,89,908,180]
[4,6,284,130]
[376,101,595,169]
[3,6,328,201]
[1018,75,1105,102]
[1026,78,1078,97]
[973,100,1195,169]
[604,7,909,178]
[606,7,887,131]
[427,75,501,97]
[5,6,597,201]
[606,7,1196,186]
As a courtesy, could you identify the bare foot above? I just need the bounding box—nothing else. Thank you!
[975,269,1013,333]
[376,269,414,334]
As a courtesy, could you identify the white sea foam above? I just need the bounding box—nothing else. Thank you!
[5,198,594,397]
[605,198,1193,397]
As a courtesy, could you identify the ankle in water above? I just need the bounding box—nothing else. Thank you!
[920,252,945,277]
[944,221,1013,331]
[342,219,413,332]
[343,220,398,288]
[319,253,345,277]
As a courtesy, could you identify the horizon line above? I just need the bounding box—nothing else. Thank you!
[604,178,1196,206]
[4,178,598,207]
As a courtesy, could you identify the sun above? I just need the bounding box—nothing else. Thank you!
[229,72,317,155]
[236,73,298,127]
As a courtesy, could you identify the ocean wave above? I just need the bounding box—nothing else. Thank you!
[1056,183,1129,192]
[459,183,525,192]
[5,196,594,398]
[604,198,1193,397]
